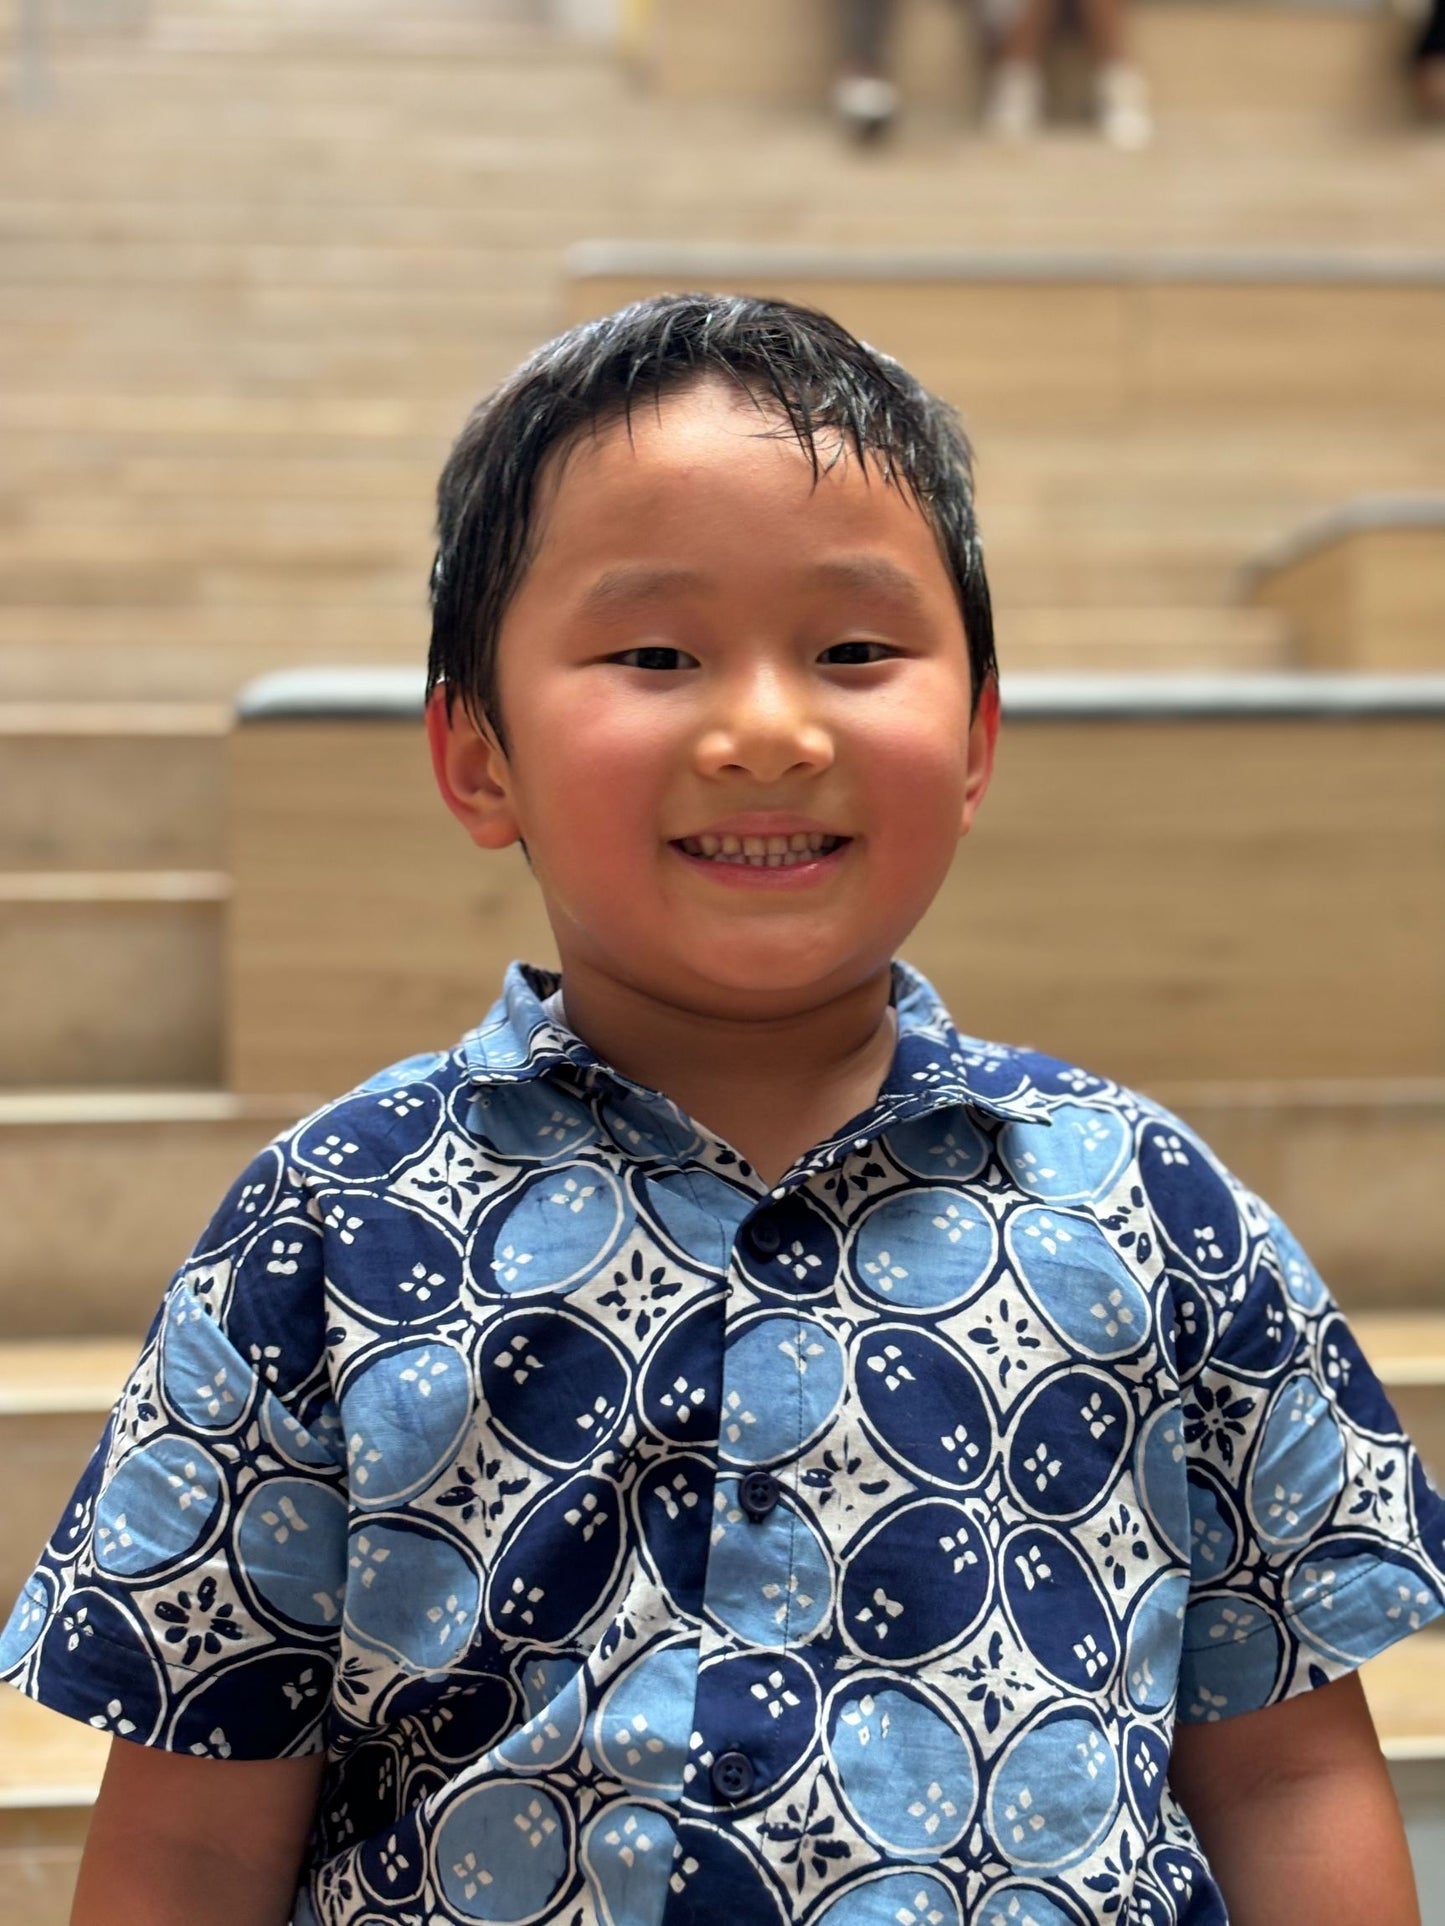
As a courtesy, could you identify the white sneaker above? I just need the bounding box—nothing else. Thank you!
[982,60,1044,138]
[832,73,899,143]
[1095,62,1153,148]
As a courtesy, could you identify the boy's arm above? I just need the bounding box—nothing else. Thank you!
[1167,1670,1419,1926]
[70,1736,326,1926]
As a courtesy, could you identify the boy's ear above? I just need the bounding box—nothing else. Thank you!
[424,686,522,850]
[959,673,1001,839]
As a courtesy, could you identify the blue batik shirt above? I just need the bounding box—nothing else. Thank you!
[5,957,1444,1925]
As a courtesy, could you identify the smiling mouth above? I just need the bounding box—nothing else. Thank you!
[673,831,850,869]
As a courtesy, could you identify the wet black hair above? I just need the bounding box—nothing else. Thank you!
[426,290,995,753]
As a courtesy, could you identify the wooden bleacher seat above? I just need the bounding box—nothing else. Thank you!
[1248,496,1445,671]
[633,0,1408,123]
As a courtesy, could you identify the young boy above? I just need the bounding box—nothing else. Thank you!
[3,293,1437,1925]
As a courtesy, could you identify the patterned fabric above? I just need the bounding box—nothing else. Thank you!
[5,957,1444,1926]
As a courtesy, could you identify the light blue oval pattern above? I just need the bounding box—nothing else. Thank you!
[432,1780,570,1922]
[707,1478,832,1646]
[93,1438,225,1577]
[582,1801,678,1926]
[484,1165,631,1295]
[721,1315,845,1465]
[998,1105,1131,1205]
[850,1189,996,1310]
[235,1478,347,1630]
[829,1684,976,1857]
[1247,1373,1345,1553]
[814,1869,964,1925]
[345,1522,481,1673]
[988,1712,1119,1871]
[1006,1206,1150,1360]
[592,1640,696,1795]
[341,1339,474,1509]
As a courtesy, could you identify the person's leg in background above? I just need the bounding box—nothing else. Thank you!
[983,0,1151,142]
[982,0,1052,136]
[1412,0,1445,120]
[1079,0,1153,145]
[833,0,900,140]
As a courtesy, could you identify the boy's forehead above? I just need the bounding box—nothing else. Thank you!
[534,378,924,562]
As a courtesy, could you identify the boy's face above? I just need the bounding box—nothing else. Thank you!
[428,376,998,1022]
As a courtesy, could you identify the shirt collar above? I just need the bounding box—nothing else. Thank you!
[462,959,1051,1131]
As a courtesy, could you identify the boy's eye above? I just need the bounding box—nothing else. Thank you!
[611,645,695,671]
[822,640,896,665]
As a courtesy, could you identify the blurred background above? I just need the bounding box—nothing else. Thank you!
[0,0,1442,1914]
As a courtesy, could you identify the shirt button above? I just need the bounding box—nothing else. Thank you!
[711,1750,755,1803]
[738,1470,780,1521]
[744,1214,782,1259]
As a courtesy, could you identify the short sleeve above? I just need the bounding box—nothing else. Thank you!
[1139,1109,1445,1724]
[0,1136,348,1759]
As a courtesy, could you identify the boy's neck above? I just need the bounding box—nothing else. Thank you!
[552,959,899,1186]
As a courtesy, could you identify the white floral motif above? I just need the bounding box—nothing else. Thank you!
[259,1493,310,1544]
[548,1176,598,1214]
[88,1698,136,1736]
[865,1344,916,1393]
[760,1569,814,1627]
[1193,1225,1224,1264]
[781,1239,822,1284]
[611,1713,668,1766]
[266,1238,306,1276]
[1157,1132,1191,1167]
[425,1593,472,1647]
[400,1263,445,1303]
[863,1249,910,1294]
[855,1586,904,1637]
[930,1202,977,1245]
[1080,1390,1116,1440]
[399,1351,450,1399]
[563,1491,607,1542]
[654,1471,699,1522]
[600,1809,660,1869]
[1021,1212,1073,1257]
[1022,1441,1061,1493]
[168,1460,210,1511]
[906,1781,958,1838]
[494,1341,542,1385]
[1013,1542,1052,1591]
[660,1375,707,1422]
[749,1669,801,1720]
[491,1243,534,1286]
[323,1206,364,1245]
[315,1135,360,1169]
[499,1575,545,1625]
[576,1394,617,1434]
[350,1533,391,1589]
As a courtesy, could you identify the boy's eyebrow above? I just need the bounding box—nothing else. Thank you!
[574,555,930,617]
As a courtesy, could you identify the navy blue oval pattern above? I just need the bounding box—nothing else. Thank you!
[5,958,1444,1925]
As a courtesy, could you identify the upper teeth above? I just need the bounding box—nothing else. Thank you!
[678,830,840,865]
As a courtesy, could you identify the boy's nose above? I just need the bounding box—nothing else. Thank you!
[695,671,835,782]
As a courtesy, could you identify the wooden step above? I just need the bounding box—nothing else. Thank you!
[1248,496,1445,673]
[0,876,225,1088]
[636,0,1404,125]
[566,244,1445,433]
[0,615,426,703]
[998,604,1292,672]
[0,706,226,871]
[0,1094,300,1339]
